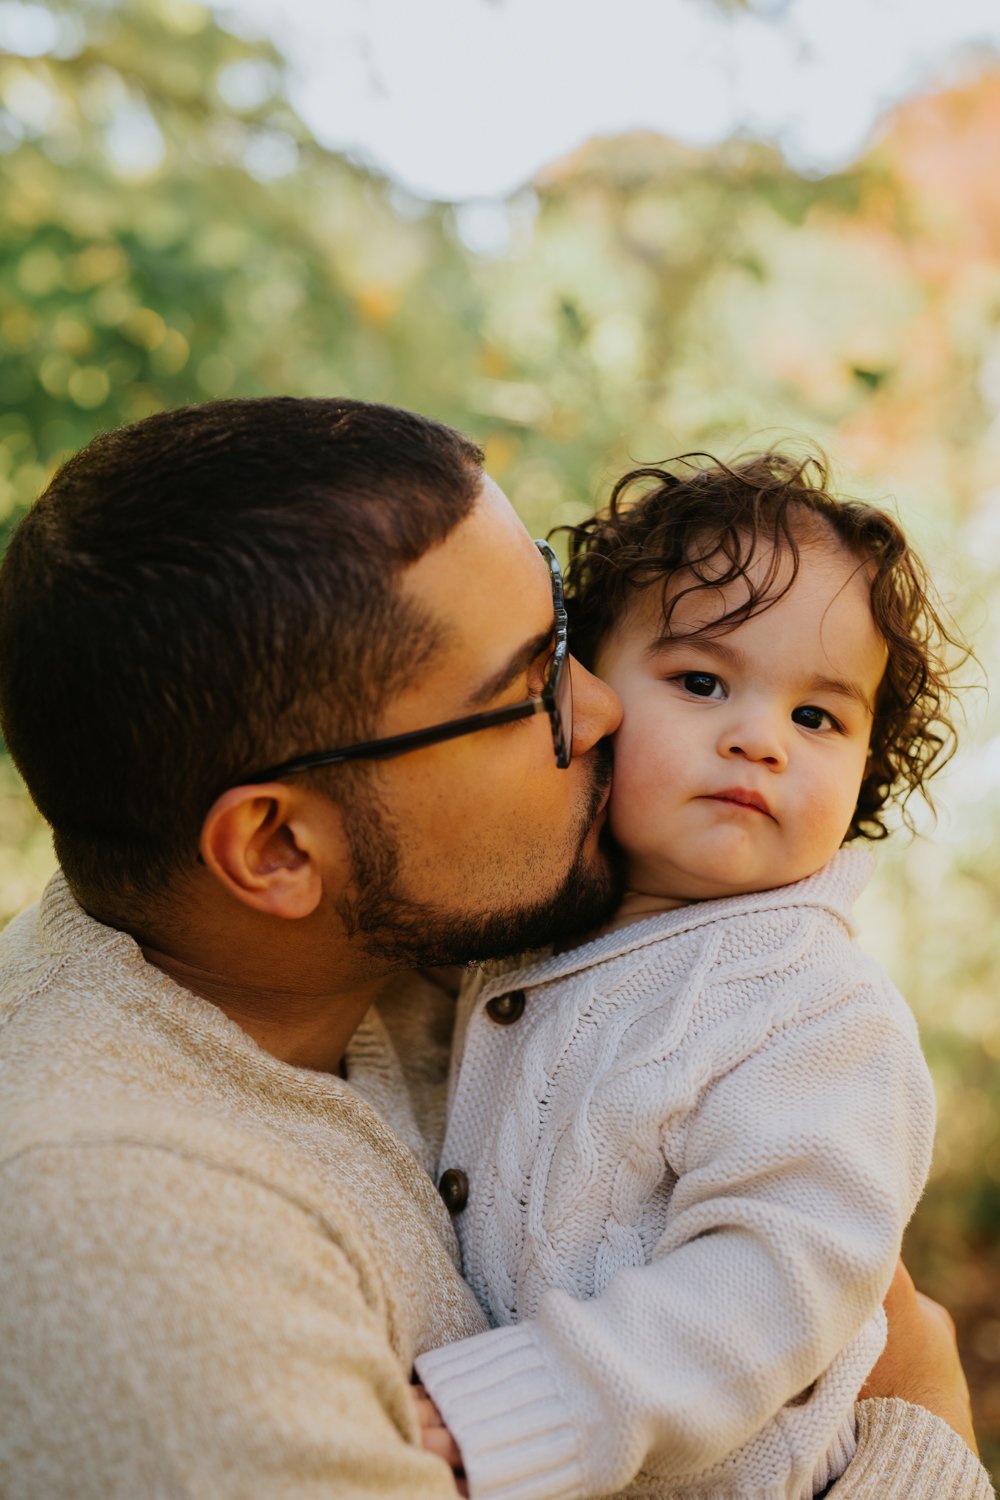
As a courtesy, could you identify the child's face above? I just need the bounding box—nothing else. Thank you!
[592,537,887,905]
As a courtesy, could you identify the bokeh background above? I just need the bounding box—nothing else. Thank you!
[1,0,998,1479]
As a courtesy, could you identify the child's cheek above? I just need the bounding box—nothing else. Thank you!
[605,743,655,862]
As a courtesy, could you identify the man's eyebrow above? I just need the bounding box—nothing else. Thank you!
[648,634,876,712]
[466,627,555,708]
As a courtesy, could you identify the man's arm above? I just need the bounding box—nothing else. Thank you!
[823,1264,994,1500]
[0,1142,461,1499]
[860,1262,977,1451]
[830,1401,993,1500]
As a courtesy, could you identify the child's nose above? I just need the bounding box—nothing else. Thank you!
[718,712,788,771]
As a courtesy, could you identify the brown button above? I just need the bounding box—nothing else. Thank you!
[438,1167,469,1213]
[486,989,526,1025]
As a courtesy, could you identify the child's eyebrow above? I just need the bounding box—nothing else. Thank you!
[805,674,877,714]
[647,634,876,713]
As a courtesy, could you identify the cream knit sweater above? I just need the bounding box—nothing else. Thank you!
[0,872,992,1499]
[0,874,488,1499]
[417,851,943,1500]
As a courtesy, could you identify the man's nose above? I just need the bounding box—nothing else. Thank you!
[718,708,787,770]
[569,656,622,757]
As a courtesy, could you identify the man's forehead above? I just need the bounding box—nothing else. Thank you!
[397,474,551,668]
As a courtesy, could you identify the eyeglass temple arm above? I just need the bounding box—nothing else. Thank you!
[240,698,548,782]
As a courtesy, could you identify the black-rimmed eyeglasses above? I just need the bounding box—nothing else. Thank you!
[232,539,573,787]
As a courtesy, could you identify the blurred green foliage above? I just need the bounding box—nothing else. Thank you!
[1,0,998,1475]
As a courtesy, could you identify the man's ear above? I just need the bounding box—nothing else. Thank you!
[199,784,348,920]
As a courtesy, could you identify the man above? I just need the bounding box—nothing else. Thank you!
[0,398,989,1498]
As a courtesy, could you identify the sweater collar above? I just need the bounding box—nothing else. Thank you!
[34,870,424,1154]
[40,868,141,965]
[476,846,875,1001]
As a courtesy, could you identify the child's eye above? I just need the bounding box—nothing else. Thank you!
[678,672,724,699]
[792,704,840,732]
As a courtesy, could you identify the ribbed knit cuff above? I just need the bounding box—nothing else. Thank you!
[831,1399,996,1500]
[415,1324,586,1500]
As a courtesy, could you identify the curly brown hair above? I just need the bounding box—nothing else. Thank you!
[561,451,969,841]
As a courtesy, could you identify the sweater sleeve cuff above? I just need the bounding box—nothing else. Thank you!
[415,1324,586,1500]
[831,1399,996,1500]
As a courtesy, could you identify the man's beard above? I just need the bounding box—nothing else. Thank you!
[335,740,625,968]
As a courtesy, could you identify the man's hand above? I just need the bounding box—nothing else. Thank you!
[411,1381,468,1496]
[859,1260,978,1455]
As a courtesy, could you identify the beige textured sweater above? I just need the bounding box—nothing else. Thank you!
[0,874,993,1500]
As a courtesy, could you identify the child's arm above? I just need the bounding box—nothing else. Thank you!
[417,984,936,1500]
[414,1273,993,1500]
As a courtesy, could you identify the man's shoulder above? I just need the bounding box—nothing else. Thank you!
[1,896,217,1156]
[0,897,425,1228]
[0,979,469,1358]
[0,898,63,998]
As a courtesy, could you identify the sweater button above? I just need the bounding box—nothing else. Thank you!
[438,1168,469,1214]
[485,989,526,1025]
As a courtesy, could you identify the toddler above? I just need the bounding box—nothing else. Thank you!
[415,452,964,1500]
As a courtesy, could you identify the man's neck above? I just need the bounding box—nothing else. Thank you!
[142,942,386,1074]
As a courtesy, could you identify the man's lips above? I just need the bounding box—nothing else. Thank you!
[704,787,773,817]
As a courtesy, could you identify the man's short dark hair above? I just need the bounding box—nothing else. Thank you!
[0,397,483,919]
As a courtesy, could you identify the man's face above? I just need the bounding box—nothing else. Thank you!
[334,476,626,966]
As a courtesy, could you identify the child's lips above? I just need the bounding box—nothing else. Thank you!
[704,787,774,818]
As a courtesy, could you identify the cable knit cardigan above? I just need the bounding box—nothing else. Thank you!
[417,851,939,1500]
